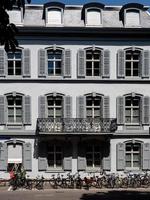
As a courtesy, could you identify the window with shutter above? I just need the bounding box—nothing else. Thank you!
[125,9,140,26]
[47,8,62,25]
[86,8,102,26]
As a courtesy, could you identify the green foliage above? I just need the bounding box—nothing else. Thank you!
[0,0,31,52]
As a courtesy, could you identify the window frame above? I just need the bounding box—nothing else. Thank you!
[85,7,102,26]
[46,6,63,26]
[124,8,141,27]
[85,48,102,77]
[7,49,22,77]
[125,141,141,170]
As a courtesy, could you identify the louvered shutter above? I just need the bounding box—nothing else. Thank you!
[0,49,6,77]
[102,49,110,78]
[63,96,72,118]
[38,96,47,118]
[22,49,31,77]
[102,96,110,118]
[103,144,111,171]
[142,96,150,125]
[142,143,150,170]
[23,143,32,171]
[62,49,71,78]
[77,49,85,77]
[116,143,125,170]
[0,143,7,171]
[117,96,125,125]
[38,142,47,171]
[63,142,72,171]
[141,50,150,78]
[0,95,6,125]
[38,49,47,77]
[117,49,125,78]
[76,96,86,118]
[77,143,86,171]
[23,96,31,125]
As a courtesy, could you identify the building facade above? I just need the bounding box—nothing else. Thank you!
[0,2,150,178]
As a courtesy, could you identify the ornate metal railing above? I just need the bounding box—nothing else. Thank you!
[37,118,117,134]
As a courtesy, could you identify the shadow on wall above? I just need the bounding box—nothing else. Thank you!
[80,190,150,200]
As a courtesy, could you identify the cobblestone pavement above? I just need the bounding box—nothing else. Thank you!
[1,188,150,200]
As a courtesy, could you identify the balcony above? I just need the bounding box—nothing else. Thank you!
[37,118,117,134]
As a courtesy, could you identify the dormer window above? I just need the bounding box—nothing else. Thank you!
[86,8,102,26]
[7,7,23,25]
[125,9,140,26]
[47,8,62,25]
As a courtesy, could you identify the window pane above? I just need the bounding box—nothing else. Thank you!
[94,53,100,60]
[55,108,62,117]
[126,161,131,167]
[8,108,14,115]
[48,61,54,74]
[125,109,131,116]
[16,116,22,123]
[86,146,93,152]
[86,52,92,59]
[87,9,101,26]
[125,117,131,123]
[86,108,92,117]
[126,154,131,161]
[15,52,21,59]
[94,109,100,117]
[8,116,14,123]
[16,98,22,105]
[86,99,92,106]
[48,9,62,25]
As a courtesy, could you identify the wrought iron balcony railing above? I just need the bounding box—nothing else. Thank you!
[37,118,117,134]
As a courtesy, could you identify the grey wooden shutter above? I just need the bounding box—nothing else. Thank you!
[0,143,7,171]
[38,96,47,118]
[77,49,85,77]
[38,142,47,171]
[116,143,125,170]
[142,96,150,125]
[102,96,110,118]
[102,49,110,78]
[117,96,125,125]
[38,49,47,77]
[76,96,86,118]
[0,95,6,125]
[23,143,32,171]
[117,49,125,78]
[77,144,86,171]
[22,48,31,77]
[23,95,31,125]
[142,143,150,170]
[62,49,71,78]
[63,96,72,118]
[141,50,150,78]
[0,49,6,77]
[103,144,111,171]
[63,142,72,171]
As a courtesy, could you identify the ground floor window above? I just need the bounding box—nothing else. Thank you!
[125,142,141,169]
[86,145,101,168]
[47,144,63,168]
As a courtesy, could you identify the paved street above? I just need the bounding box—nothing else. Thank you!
[1,188,150,200]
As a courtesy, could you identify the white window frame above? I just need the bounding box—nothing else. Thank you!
[46,7,63,26]
[47,48,62,77]
[125,49,141,77]
[7,50,22,77]
[85,7,102,26]
[125,142,141,170]
[85,49,102,77]
[125,95,141,125]
[124,8,141,27]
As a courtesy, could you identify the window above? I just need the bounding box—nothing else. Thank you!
[47,94,63,118]
[47,144,63,168]
[125,9,140,26]
[125,96,140,125]
[7,95,23,124]
[8,7,22,25]
[47,8,62,25]
[86,8,101,26]
[86,95,102,118]
[86,49,101,76]
[47,49,62,76]
[86,145,101,168]
[7,50,22,76]
[125,50,140,77]
[125,142,141,169]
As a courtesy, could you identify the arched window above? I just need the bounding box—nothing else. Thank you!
[125,9,140,26]
[86,8,102,26]
[47,8,62,25]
